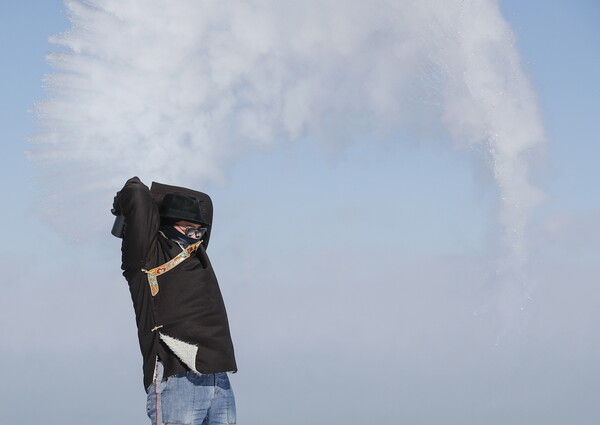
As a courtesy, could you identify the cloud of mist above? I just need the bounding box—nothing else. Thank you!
[32,0,544,247]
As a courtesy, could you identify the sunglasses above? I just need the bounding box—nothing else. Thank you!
[176,225,206,239]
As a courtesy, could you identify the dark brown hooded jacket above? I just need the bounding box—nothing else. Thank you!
[117,177,237,390]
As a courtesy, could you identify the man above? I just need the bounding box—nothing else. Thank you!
[113,176,237,425]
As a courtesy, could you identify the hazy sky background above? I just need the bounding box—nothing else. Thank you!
[1,1,599,424]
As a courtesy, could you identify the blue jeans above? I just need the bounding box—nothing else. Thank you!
[147,361,236,425]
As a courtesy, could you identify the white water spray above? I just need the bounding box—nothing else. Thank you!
[32,0,544,316]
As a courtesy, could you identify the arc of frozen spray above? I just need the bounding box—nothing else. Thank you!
[32,0,545,276]
[438,0,545,267]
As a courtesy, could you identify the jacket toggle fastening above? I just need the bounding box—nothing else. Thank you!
[141,237,207,373]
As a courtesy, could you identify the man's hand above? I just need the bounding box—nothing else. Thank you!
[112,191,121,216]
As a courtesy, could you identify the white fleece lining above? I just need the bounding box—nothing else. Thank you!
[159,332,200,374]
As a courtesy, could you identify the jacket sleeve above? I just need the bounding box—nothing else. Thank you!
[117,177,161,273]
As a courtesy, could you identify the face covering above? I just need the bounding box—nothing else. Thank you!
[159,225,201,248]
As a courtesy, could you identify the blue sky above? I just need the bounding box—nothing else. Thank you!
[1,1,599,424]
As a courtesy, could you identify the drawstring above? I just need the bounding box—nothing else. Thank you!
[152,358,162,425]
